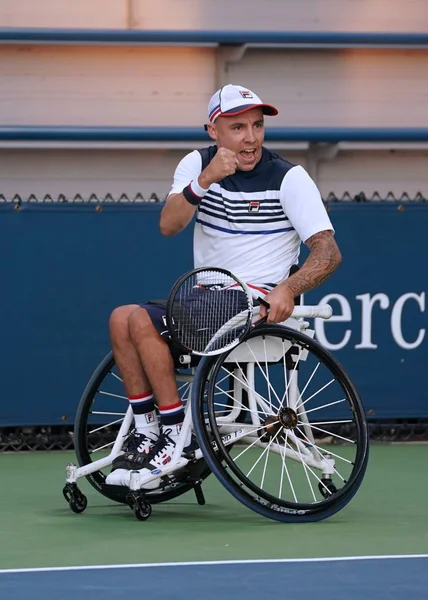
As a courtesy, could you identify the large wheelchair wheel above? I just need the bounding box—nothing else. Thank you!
[192,324,369,523]
[74,351,211,505]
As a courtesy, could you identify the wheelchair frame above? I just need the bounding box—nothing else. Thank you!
[63,305,369,522]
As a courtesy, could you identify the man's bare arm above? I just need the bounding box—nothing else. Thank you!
[159,193,198,236]
[283,230,342,297]
[160,149,239,236]
[160,148,238,235]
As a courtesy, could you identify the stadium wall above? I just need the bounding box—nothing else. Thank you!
[0,201,426,426]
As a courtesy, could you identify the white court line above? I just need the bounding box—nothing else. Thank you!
[0,554,427,575]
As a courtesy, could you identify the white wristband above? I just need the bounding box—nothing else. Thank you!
[190,179,209,198]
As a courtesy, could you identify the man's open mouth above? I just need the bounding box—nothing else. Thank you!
[240,149,257,161]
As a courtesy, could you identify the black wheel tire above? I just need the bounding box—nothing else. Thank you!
[69,494,88,514]
[133,499,152,521]
[74,351,212,505]
[192,324,369,523]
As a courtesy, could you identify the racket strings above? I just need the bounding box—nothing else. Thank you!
[170,270,252,353]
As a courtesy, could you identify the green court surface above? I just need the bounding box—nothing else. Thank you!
[0,444,427,570]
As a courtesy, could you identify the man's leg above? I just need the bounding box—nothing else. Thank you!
[109,305,149,396]
[127,307,180,407]
[127,307,190,446]
[109,305,159,451]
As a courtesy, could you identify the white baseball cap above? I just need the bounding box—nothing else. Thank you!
[207,84,279,124]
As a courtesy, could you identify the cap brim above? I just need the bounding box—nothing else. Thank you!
[221,103,279,117]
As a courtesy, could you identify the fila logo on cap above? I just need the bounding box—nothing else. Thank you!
[206,84,279,124]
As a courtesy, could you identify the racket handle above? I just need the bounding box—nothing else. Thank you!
[257,296,270,309]
[292,304,333,320]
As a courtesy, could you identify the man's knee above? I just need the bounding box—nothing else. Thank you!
[109,305,140,339]
[128,306,157,340]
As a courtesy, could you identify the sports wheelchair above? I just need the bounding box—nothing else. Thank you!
[63,305,369,523]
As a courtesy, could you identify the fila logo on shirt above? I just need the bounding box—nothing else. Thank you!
[248,201,260,213]
[240,90,253,99]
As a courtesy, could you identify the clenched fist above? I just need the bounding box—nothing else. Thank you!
[200,148,239,187]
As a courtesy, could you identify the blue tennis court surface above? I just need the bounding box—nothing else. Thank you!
[1,556,427,600]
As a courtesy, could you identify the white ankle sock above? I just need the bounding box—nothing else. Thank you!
[129,393,159,438]
[166,423,191,447]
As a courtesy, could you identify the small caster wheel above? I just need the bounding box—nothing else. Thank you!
[318,478,338,499]
[69,494,88,514]
[126,492,152,521]
[133,497,152,521]
[62,483,88,514]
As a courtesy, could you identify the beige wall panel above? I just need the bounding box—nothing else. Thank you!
[132,0,428,32]
[1,0,427,32]
[0,0,127,28]
[0,148,303,200]
[317,150,428,198]
[228,49,428,127]
[0,148,426,201]
[0,149,192,200]
[0,46,215,126]
[2,46,427,128]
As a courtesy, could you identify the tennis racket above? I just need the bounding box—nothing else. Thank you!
[166,267,267,356]
[166,267,333,357]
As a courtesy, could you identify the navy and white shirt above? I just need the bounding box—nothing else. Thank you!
[169,145,333,288]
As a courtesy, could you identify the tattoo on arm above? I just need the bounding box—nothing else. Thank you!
[284,230,342,297]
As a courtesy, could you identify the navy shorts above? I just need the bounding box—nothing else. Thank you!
[141,290,249,341]
[139,300,191,367]
[139,292,248,365]
[139,301,170,339]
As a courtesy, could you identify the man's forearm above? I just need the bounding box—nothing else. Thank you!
[159,193,198,236]
[282,230,342,297]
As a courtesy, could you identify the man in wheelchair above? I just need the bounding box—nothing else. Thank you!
[107,84,341,487]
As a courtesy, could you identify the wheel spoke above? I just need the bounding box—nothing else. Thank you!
[279,347,303,410]
[91,411,126,416]
[302,398,347,415]
[232,420,281,463]
[219,367,236,386]
[305,419,353,425]
[89,439,117,454]
[217,364,276,416]
[283,435,337,500]
[294,425,350,484]
[282,341,289,408]
[245,427,283,479]
[279,431,298,503]
[98,390,128,401]
[306,423,356,444]
[109,371,123,383]
[295,361,321,411]
[260,437,271,489]
[315,446,354,465]
[262,337,273,412]
[245,342,283,406]
[288,436,317,502]
[298,378,335,408]
[213,398,266,420]
[88,416,125,434]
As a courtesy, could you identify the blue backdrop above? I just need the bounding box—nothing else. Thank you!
[0,201,426,426]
